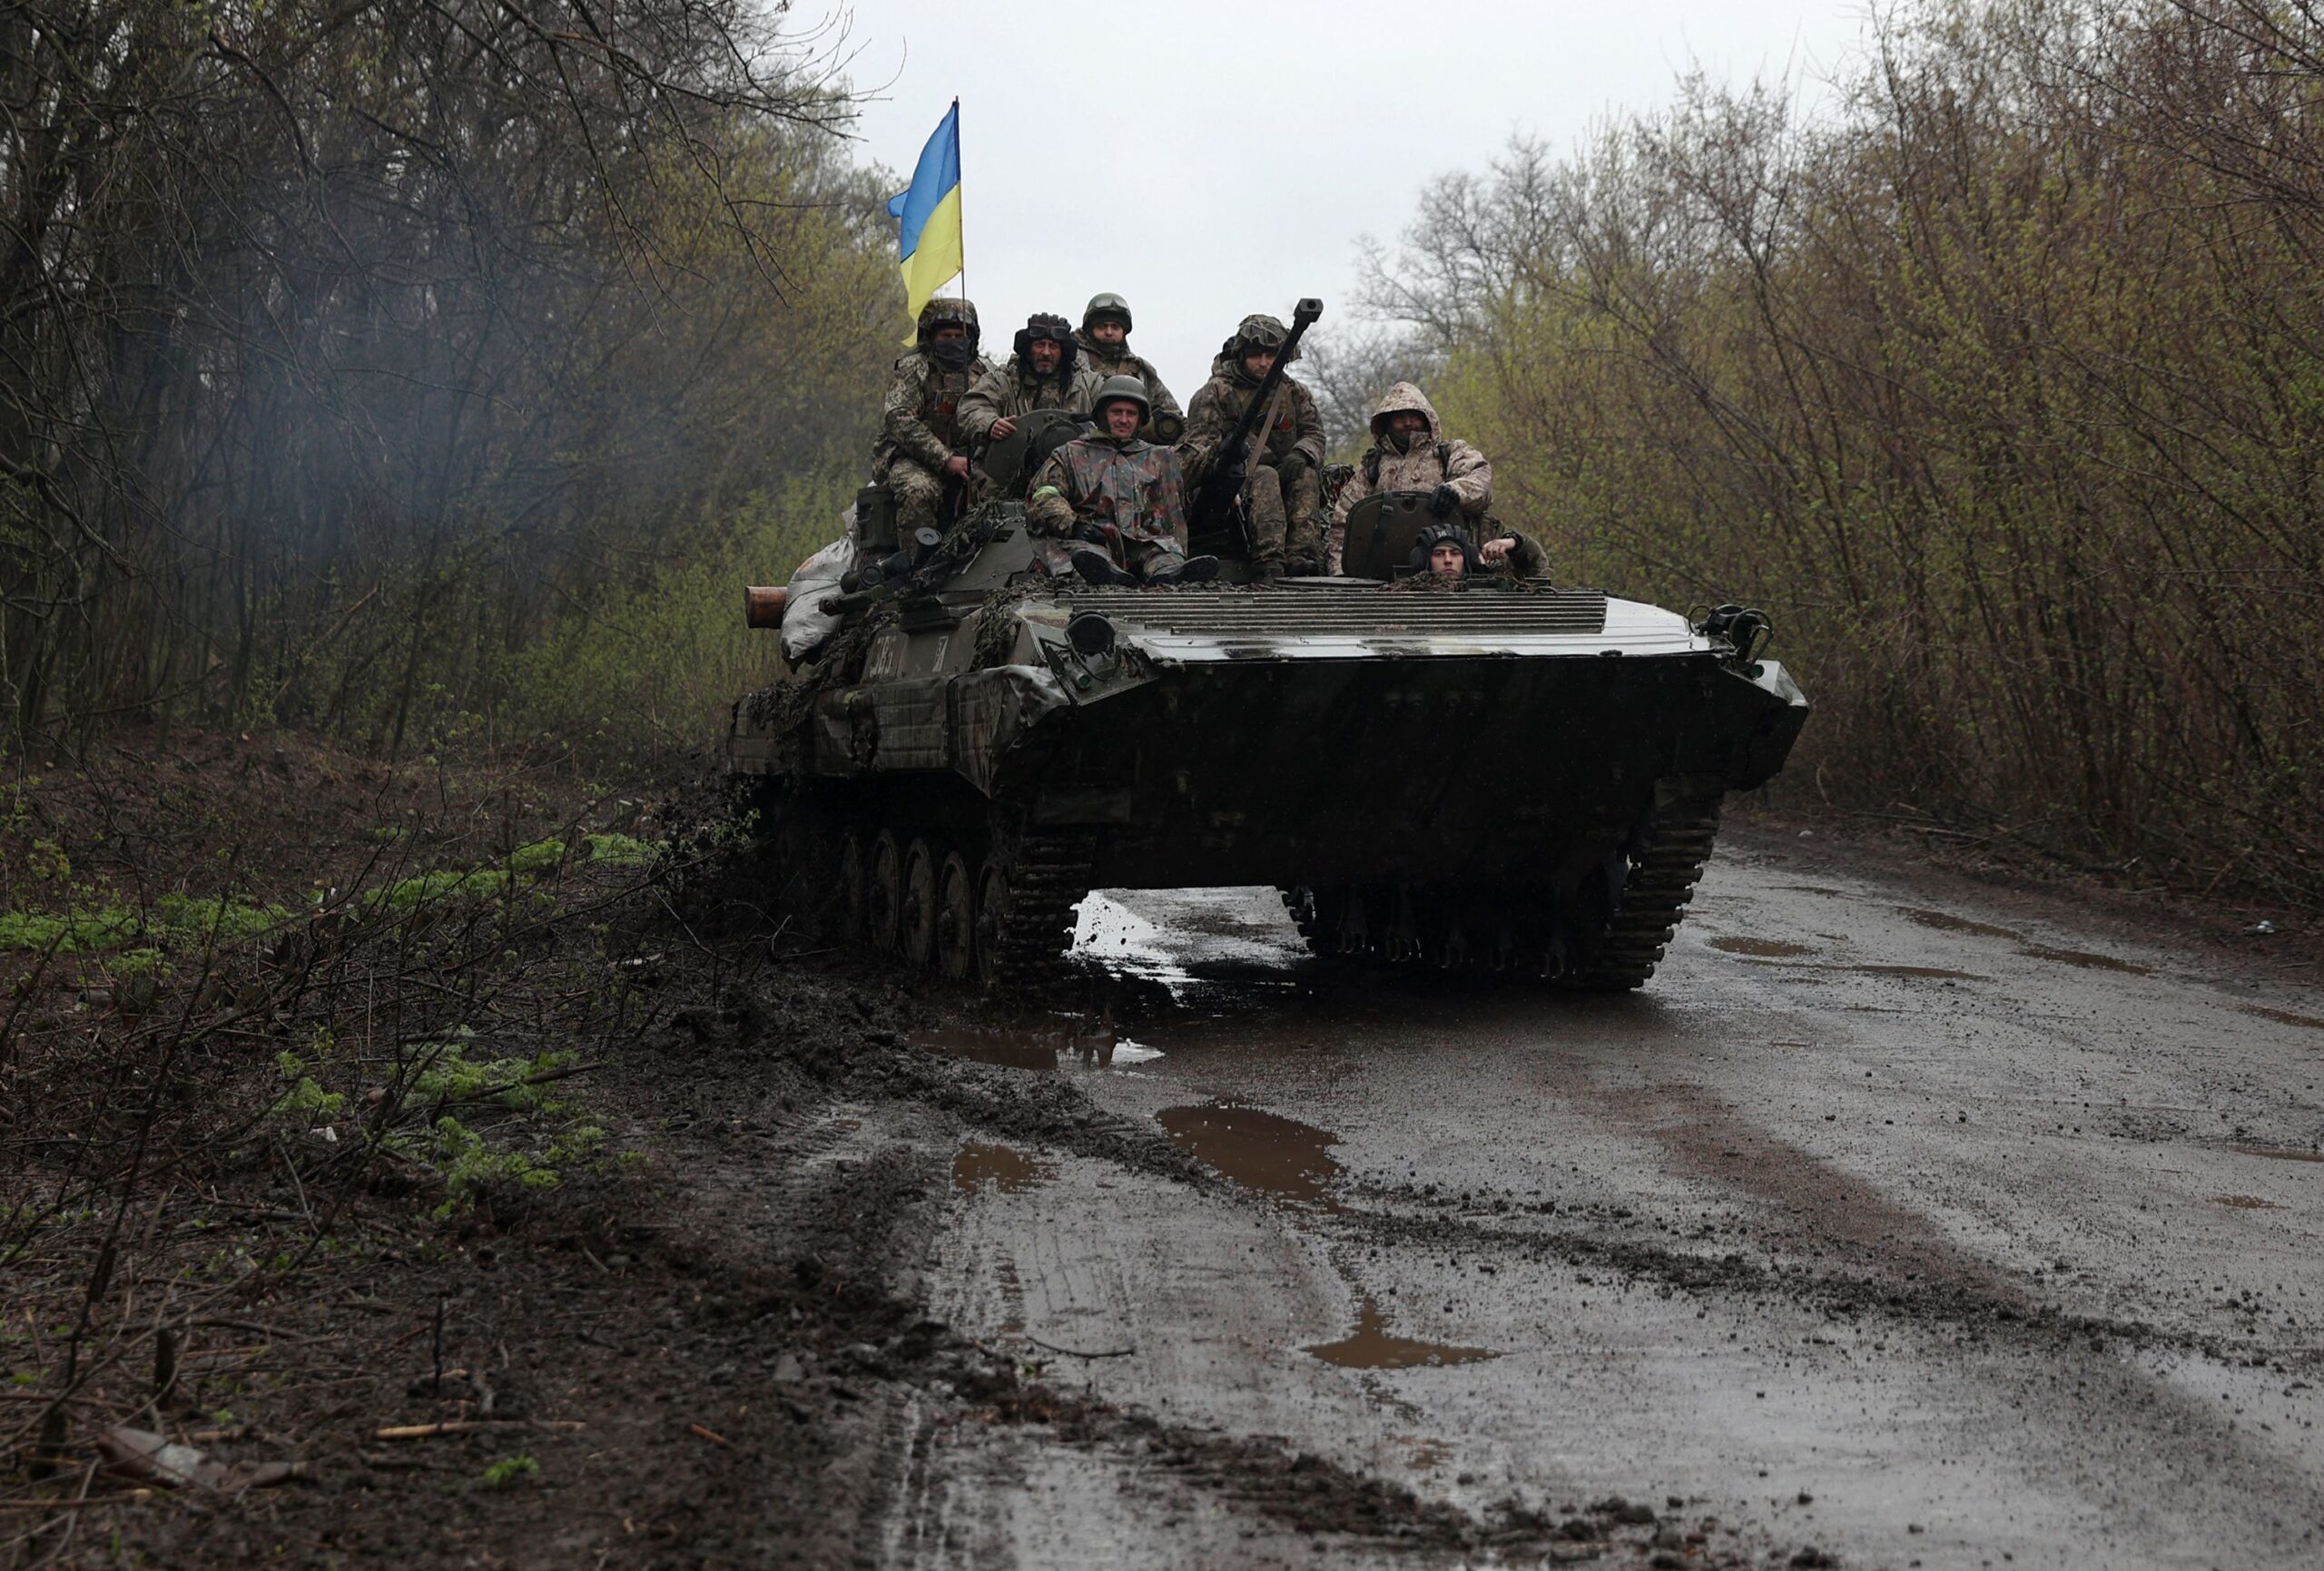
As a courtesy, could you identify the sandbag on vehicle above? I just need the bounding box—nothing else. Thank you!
[780,520,856,663]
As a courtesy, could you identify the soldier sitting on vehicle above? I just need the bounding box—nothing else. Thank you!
[1179,313,1328,579]
[1329,381,1544,577]
[872,298,994,533]
[1075,293,1182,441]
[1026,377,1219,585]
[960,312,1105,445]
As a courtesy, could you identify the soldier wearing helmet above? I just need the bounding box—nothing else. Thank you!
[1025,376,1218,585]
[1074,293,1183,442]
[1329,380,1541,576]
[959,312,1105,445]
[872,298,995,533]
[1177,313,1328,578]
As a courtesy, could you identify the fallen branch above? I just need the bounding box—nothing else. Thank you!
[372,1419,584,1439]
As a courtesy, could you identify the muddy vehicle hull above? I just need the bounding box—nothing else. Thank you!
[732,525,1806,991]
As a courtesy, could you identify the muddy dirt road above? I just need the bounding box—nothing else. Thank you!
[888,828,2324,1570]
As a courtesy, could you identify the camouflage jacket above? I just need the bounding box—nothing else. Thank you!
[1328,380,1495,569]
[1071,333,1182,421]
[1025,433,1188,545]
[958,356,1106,442]
[1177,354,1325,483]
[872,349,994,476]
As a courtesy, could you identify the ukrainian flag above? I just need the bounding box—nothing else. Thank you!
[886,102,963,334]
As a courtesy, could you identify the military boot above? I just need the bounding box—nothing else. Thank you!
[1144,554,1219,585]
[1070,546,1136,585]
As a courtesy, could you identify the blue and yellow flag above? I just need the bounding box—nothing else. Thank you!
[886,103,963,335]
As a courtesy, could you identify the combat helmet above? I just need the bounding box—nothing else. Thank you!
[1410,521,1479,574]
[1090,374,1151,425]
[1013,312,1078,374]
[915,296,982,351]
[1223,312,1297,367]
[1083,292,1134,334]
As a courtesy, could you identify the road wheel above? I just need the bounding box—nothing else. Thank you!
[935,849,975,981]
[901,838,939,967]
[972,857,1012,993]
[867,830,903,954]
[836,831,867,945]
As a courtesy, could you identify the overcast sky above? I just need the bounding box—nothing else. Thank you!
[836,1,1876,397]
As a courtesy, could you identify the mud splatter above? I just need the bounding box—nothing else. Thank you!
[952,1142,1053,1194]
[2017,944,2151,976]
[1305,1300,1496,1370]
[2217,1194,2284,1210]
[1710,936,1818,958]
[1157,1102,1341,1207]
[1899,908,2022,941]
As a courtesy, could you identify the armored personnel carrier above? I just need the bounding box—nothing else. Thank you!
[728,419,1808,992]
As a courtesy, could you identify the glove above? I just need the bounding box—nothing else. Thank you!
[1428,483,1460,518]
[1074,521,1113,546]
[1277,453,1311,488]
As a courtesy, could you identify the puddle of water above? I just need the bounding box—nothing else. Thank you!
[2217,1194,2284,1210]
[1305,1299,1496,1370]
[2244,1006,2324,1032]
[1777,884,1850,896]
[1898,907,2023,941]
[913,1021,1163,1072]
[1157,1102,1341,1206]
[1710,936,1818,958]
[2230,1144,2324,1164]
[952,1142,1053,1194]
[2016,944,2151,976]
[1852,964,1984,981]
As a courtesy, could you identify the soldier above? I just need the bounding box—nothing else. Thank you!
[872,298,993,534]
[1026,376,1218,585]
[1074,293,1182,440]
[1178,313,1327,578]
[1328,381,1544,576]
[1411,522,1479,578]
[959,312,1105,444]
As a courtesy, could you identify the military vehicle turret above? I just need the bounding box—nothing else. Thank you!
[729,406,1809,992]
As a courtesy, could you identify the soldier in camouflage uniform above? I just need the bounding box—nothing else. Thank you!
[959,313,1105,444]
[1074,293,1182,441]
[872,298,993,533]
[1177,314,1327,577]
[1026,377,1217,585]
[1328,380,1544,577]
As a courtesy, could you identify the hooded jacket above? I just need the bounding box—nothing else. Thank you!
[1327,382,1506,573]
[958,355,1107,441]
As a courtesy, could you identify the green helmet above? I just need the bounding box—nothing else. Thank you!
[1083,292,1133,334]
[1091,374,1150,424]
[916,296,981,350]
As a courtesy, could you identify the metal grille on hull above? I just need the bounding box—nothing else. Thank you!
[1049,587,1611,637]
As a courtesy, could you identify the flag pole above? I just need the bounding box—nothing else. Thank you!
[952,97,964,301]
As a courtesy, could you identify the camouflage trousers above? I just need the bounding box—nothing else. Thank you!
[1245,463,1320,568]
[884,457,953,532]
[1030,530,1189,580]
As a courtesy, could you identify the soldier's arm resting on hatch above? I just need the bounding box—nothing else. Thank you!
[955,365,1011,442]
[1481,528,1548,578]
[1443,441,1494,515]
